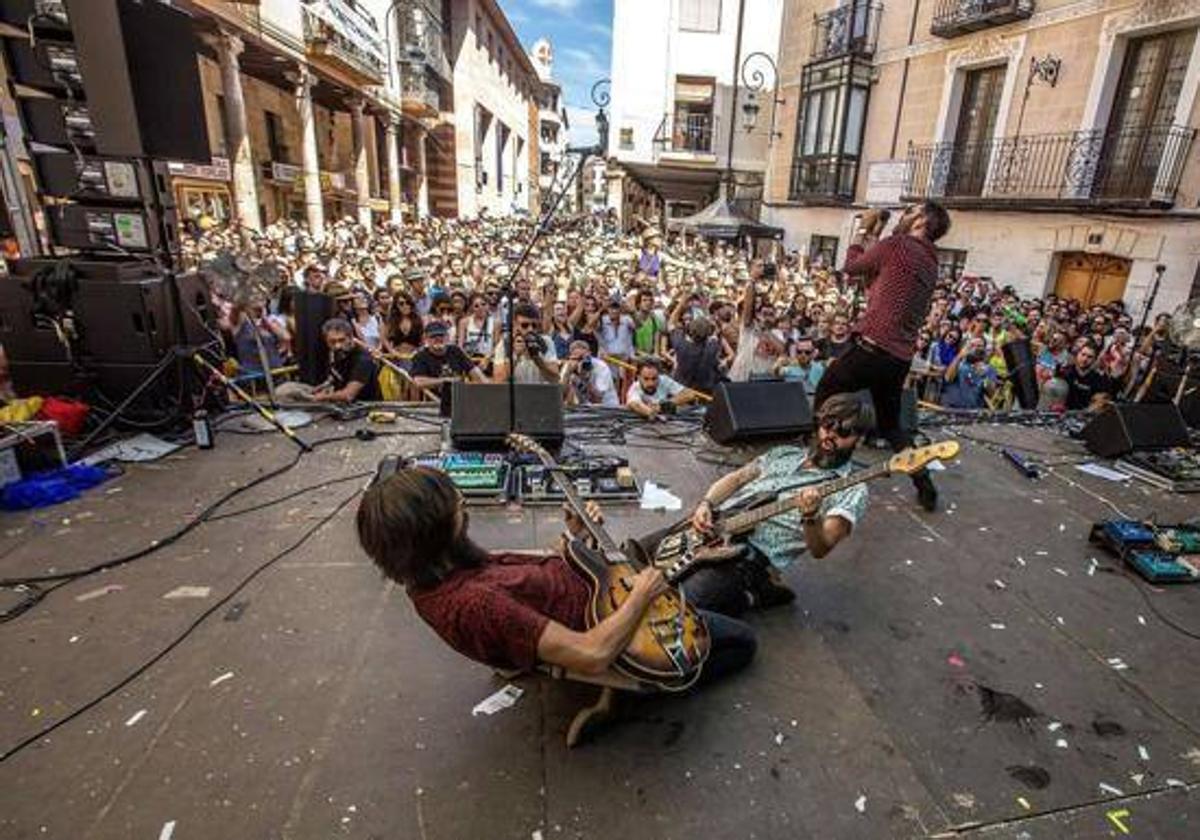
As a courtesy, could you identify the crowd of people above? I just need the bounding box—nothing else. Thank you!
[190,211,1170,416]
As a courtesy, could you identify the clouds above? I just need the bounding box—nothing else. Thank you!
[529,0,580,10]
[564,103,599,147]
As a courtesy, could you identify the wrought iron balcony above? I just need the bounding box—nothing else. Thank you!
[395,0,451,80]
[811,2,882,61]
[654,113,717,155]
[901,124,1196,208]
[399,64,440,116]
[930,0,1034,39]
[789,155,860,202]
[302,0,385,84]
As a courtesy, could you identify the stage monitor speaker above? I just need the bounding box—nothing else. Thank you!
[63,0,210,162]
[1002,338,1039,410]
[852,387,919,437]
[705,380,812,445]
[450,383,564,451]
[1081,403,1190,459]
[293,291,335,386]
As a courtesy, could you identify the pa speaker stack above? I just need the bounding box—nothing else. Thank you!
[1081,403,1190,459]
[450,383,565,452]
[705,381,813,445]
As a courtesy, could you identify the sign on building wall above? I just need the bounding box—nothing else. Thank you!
[865,160,908,206]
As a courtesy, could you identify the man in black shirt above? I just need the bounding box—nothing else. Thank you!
[1060,341,1113,411]
[313,318,380,402]
[669,315,723,393]
[817,313,853,362]
[410,321,485,392]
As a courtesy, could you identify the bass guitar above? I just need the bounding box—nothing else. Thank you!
[628,441,961,581]
[507,433,709,691]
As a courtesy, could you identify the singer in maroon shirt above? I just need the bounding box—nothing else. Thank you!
[813,201,951,511]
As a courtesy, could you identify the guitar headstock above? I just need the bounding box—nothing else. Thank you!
[886,441,960,475]
[506,432,553,466]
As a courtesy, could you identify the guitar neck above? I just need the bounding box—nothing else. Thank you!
[548,467,624,556]
[720,462,890,537]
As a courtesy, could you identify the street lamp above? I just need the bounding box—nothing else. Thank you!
[740,51,784,142]
[591,78,610,154]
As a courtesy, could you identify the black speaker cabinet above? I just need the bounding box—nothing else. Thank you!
[1002,338,1039,410]
[1082,403,1190,459]
[293,291,335,386]
[450,382,564,451]
[705,380,812,445]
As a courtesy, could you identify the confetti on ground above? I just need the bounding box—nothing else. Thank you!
[1099,782,1124,796]
[532,831,544,840]
[1055,739,1069,749]
[1047,721,1062,732]
[1059,524,1066,532]
[125,710,147,727]
[978,526,989,532]
[472,684,524,716]
[68,635,79,643]
[1106,809,1131,835]
[1166,778,1185,788]
[1056,616,1065,626]
[947,653,966,669]
[931,595,943,607]
[1131,773,1144,786]
[158,821,176,840]
[1034,682,1044,689]
[1035,550,1049,556]
[31,708,40,717]
[990,623,1006,630]
[1107,657,1129,671]
[1087,559,1098,576]
[1137,615,1146,626]
[921,536,935,543]
[774,732,785,746]
[993,579,1007,589]
[1053,567,1069,577]
[75,584,124,602]
[1017,796,1031,810]
[853,794,866,814]
[163,585,211,599]
[1015,556,1026,566]
[951,792,976,809]
[209,672,235,687]
[1137,745,1149,762]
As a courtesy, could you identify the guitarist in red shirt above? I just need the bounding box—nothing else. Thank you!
[355,468,757,701]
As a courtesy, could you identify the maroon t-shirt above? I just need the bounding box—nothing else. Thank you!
[842,235,938,361]
[410,553,590,672]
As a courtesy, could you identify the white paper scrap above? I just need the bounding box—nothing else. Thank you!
[639,481,682,511]
[82,433,182,465]
[125,709,147,727]
[209,671,234,687]
[1131,773,1145,786]
[472,684,524,716]
[1047,721,1062,732]
[854,794,866,814]
[163,586,211,600]
[1076,463,1131,482]
[990,623,1006,630]
[1099,782,1124,796]
[1053,567,1069,577]
[1137,615,1147,626]
[993,579,1007,589]
[931,595,943,607]
[1055,739,1069,749]
[158,821,176,840]
[1138,745,1149,762]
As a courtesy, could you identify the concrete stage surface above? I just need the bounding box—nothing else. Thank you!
[1,407,1198,840]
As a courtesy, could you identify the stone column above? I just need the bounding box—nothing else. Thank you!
[293,68,325,239]
[385,117,403,224]
[216,30,261,231]
[415,124,430,218]
[349,98,371,227]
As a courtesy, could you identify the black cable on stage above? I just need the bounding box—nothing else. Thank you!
[0,487,363,764]
[205,471,372,522]
[1111,569,1200,642]
[0,428,433,621]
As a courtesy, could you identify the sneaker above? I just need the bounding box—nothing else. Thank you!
[912,471,938,512]
[753,577,797,610]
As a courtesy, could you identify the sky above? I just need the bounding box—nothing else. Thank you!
[497,0,614,147]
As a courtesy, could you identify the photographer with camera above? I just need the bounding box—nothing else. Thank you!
[492,302,560,384]
[627,358,700,420]
[560,339,619,407]
[941,335,1000,409]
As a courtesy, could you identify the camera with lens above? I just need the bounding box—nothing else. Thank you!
[660,400,678,416]
[525,333,547,358]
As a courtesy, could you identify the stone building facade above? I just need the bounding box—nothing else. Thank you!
[764,0,1200,316]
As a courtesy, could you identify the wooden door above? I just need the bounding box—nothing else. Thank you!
[1054,253,1131,306]
[948,64,1007,196]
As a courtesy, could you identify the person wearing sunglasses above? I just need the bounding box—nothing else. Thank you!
[676,393,872,615]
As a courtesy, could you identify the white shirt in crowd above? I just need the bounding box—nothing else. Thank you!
[599,314,636,358]
[627,373,685,408]
[492,333,559,384]
[561,357,619,407]
[729,325,783,381]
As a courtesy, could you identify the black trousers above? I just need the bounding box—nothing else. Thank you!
[814,341,915,454]
[694,609,757,686]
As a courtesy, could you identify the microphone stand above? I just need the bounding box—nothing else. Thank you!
[500,143,602,436]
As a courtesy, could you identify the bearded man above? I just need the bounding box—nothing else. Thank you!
[668,393,872,615]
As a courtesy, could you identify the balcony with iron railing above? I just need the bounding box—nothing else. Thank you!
[395,0,451,81]
[930,0,1035,39]
[901,124,1196,208]
[302,0,386,84]
[399,63,441,117]
[654,112,718,157]
[789,155,860,202]
[811,2,882,62]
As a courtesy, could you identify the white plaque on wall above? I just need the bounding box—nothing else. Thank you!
[865,161,908,206]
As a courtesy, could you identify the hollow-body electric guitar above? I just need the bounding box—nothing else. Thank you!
[507,433,709,691]
[628,442,961,581]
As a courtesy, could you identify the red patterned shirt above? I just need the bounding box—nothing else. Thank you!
[842,234,939,362]
[410,552,590,672]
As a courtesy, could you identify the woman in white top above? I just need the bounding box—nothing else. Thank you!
[458,292,496,359]
[351,292,382,351]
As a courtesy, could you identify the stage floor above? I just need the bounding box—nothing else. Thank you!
[1,408,1198,839]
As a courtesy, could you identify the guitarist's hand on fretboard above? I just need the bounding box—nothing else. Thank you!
[563,500,606,547]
